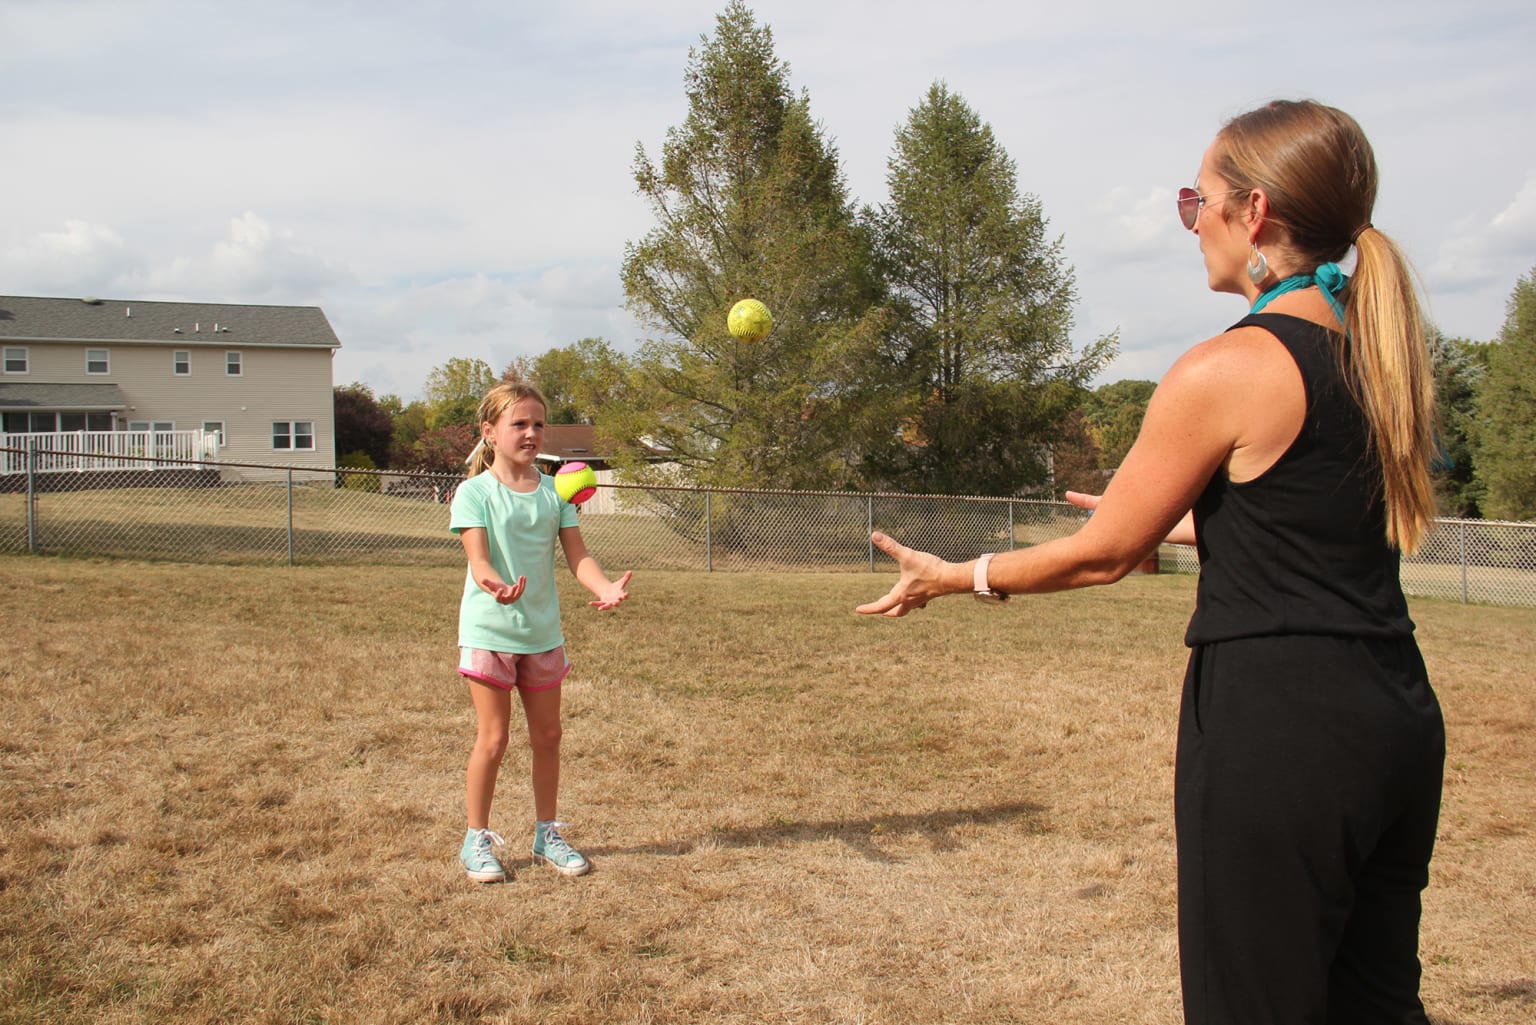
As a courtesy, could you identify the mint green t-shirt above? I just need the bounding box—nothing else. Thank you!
[449,472,580,654]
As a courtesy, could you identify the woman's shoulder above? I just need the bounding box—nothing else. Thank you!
[1165,322,1295,393]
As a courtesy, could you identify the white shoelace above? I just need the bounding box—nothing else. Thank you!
[474,829,505,852]
[540,822,578,855]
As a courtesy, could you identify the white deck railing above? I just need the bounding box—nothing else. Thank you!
[1,431,219,473]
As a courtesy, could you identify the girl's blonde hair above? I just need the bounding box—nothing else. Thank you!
[1212,100,1437,553]
[466,381,549,478]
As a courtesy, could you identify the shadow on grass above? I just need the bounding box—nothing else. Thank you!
[581,800,1048,866]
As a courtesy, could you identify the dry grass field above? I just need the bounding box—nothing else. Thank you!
[1,555,1532,1024]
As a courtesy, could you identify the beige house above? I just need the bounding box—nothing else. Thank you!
[0,295,340,481]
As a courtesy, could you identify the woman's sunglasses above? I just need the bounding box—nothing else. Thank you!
[1176,186,1245,230]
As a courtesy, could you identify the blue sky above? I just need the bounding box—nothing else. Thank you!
[3,1,1533,400]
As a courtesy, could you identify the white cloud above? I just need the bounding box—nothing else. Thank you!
[1086,187,1188,264]
[94,212,351,304]
[1430,177,1536,294]
[3,1,1533,393]
[0,220,142,297]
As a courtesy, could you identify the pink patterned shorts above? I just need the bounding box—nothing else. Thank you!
[458,646,570,693]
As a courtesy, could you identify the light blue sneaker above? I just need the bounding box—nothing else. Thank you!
[460,828,508,883]
[532,820,590,876]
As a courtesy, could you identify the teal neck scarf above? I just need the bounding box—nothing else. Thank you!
[1250,261,1349,328]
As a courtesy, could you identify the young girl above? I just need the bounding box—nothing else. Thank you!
[449,381,631,882]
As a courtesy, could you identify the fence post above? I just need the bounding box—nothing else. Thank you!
[1008,500,1016,550]
[26,440,38,554]
[1459,521,1468,605]
[287,468,295,566]
[704,490,712,573]
[867,495,875,572]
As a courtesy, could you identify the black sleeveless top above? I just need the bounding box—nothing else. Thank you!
[1184,313,1414,646]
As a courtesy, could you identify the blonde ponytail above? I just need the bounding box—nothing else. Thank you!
[465,438,494,478]
[1214,100,1438,553]
[1343,227,1437,553]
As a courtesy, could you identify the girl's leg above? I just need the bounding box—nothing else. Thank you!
[466,680,513,829]
[519,683,589,876]
[517,683,564,821]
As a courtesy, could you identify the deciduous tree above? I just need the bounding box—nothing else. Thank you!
[401,423,478,475]
[1081,379,1156,471]
[423,357,498,430]
[333,382,394,468]
[526,339,633,425]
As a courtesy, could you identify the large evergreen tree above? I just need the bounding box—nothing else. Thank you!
[614,1,884,488]
[1427,328,1487,518]
[1475,266,1536,520]
[864,82,1113,495]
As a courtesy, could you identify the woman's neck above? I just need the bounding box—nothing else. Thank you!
[1250,262,1349,327]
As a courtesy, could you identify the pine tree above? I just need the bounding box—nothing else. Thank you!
[615,1,884,488]
[865,82,1113,495]
[1427,328,1487,518]
[1475,266,1536,520]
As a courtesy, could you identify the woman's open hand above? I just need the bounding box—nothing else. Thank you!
[854,532,956,618]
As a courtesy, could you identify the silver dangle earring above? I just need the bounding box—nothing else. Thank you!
[1247,244,1270,285]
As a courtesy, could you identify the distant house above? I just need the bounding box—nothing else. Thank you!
[538,424,608,471]
[0,295,341,481]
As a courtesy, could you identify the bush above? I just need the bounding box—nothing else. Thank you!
[337,451,382,493]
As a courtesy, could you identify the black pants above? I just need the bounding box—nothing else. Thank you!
[1176,634,1445,1025]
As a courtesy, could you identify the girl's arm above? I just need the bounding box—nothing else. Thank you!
[459,527,527,604]
[559,525,632,610]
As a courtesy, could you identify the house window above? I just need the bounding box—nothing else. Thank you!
[226,351,242,376]
[203,421,225,447]
[30,413,58,431]
[58,412,112,432]
[3,347,27,374]
[86,349,110,375]
[272,421,315,451]
[174,351,191,376]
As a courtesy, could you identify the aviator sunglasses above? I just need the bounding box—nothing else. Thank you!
[1176,186,1245,230]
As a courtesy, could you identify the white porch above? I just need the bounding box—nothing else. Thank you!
[1,430,220,473]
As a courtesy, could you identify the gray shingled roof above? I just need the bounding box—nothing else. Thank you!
[0,295,341,349]
[0,383,127,410]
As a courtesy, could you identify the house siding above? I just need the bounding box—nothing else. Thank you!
[1,297,340,483]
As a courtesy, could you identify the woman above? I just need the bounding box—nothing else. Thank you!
[858,99,1445,1025]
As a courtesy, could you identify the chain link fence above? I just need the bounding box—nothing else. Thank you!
[3,445,1533,607]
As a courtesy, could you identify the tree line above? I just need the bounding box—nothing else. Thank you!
[333,2,1536,521]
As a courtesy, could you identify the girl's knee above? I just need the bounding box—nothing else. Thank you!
[475,730,511,763]
[529,723,563,754]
